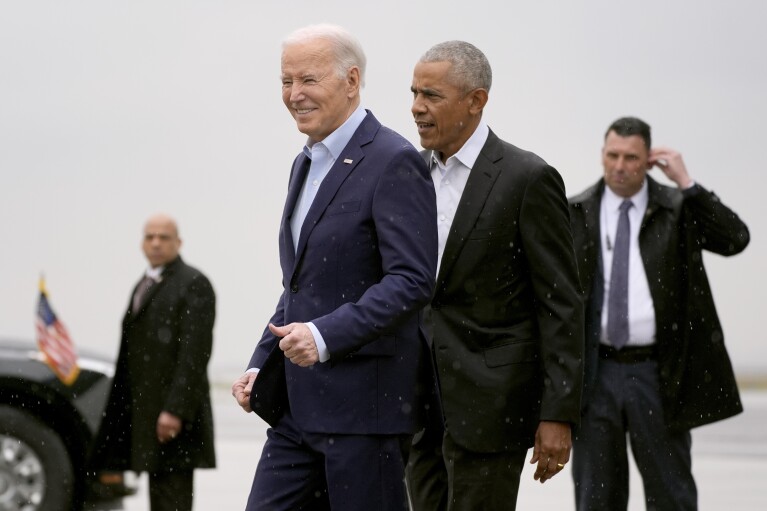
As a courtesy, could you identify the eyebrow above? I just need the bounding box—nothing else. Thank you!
[282,72,319,79]
[411,86,442,96]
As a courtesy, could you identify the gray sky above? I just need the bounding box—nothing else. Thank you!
[1,0,765,381]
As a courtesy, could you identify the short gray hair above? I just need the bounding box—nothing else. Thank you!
[419,40,492,93]
[283,24,367,87]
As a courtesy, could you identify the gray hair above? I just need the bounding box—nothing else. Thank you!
[283,24,367,87]
[419,40,492,93]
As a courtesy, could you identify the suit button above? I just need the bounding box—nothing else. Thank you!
[290,284,298,293]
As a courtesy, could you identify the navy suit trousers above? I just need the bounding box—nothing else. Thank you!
[247,413,410,511]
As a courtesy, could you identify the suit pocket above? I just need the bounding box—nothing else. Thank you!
[351,335,396,357]
[326,200,361,216]
[468,225,512,240]
[483,340,538,368]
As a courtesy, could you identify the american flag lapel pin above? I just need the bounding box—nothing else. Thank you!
[343,158,353,164]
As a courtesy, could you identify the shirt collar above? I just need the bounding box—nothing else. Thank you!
[604,178,649,212]
[430,120,489,170]
[302,105,367,161]
[144,265,164,281]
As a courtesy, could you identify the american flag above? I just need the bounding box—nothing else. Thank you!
[35,278,80,385]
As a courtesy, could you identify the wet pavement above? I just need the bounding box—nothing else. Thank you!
[110,387,767,510]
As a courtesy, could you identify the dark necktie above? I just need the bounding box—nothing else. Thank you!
[131,276,155,314]
[607,200,633,349]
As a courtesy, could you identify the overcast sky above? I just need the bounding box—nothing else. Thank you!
[1,0,765,381]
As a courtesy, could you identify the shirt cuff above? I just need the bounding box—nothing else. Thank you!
[306,322,330,363]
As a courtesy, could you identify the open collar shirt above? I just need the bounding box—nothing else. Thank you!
[428,120,489,274]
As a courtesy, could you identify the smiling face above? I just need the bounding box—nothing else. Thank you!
[281,38,360,143]
[602,130,651,197]
[410,60,486,161]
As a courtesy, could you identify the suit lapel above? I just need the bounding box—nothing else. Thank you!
[281,154,311,267]
[436,130,503,284]
[639,176,676,293]
[642,176,674,228]
[293,113,377,267]
[125,258,179,323]
[135,278,163,315]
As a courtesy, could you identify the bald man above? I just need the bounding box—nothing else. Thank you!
[89,214,216,511]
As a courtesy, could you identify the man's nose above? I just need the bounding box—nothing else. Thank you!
[411,95,425,116]
[289,84,305,103]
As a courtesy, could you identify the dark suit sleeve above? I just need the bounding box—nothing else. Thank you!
[163,273,216,421]
[248,291,286,369]
[683,184,749,256]
[520,165,584,424]
[313,147,438,359]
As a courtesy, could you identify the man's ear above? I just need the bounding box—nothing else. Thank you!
[346,66,361,97]
[468,88,489,114]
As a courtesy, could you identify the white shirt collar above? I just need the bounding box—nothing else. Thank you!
[144,266,164,281]
[430,120,489,171]
[603,177,649,213]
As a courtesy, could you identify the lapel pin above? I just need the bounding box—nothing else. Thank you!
[343,158,353,164]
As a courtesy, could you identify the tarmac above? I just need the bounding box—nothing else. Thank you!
[108,386,767,510]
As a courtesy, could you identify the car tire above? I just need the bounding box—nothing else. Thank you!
[0,404,75,511]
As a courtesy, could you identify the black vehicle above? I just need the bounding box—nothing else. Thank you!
[0,340,135,511]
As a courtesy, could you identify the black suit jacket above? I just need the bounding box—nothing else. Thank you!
[569,177,749,431]
[424,129,584,453]
[90,256,216,472]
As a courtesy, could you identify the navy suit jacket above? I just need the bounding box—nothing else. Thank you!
[249,111,438,435]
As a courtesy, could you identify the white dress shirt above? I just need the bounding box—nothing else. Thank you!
[144,265,164,282]
[599,180,656,346]
[430,121,490,274]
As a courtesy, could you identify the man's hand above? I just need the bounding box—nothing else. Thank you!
[529,421,572,483]
[271,323,319,367]
[232,372,257,413]
[156,411,182,443]
[649,146,693,189]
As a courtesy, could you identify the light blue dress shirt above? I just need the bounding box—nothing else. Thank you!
[290,105,368,363]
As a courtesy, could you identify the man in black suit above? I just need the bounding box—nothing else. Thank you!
[568,117,750,510]
[405,40,584,511]
[90,213,216,511]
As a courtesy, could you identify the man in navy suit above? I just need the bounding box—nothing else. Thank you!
[232,24,438,510]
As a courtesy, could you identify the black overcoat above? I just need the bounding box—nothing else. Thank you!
[90,256,216,471]
[569,177,749,431]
